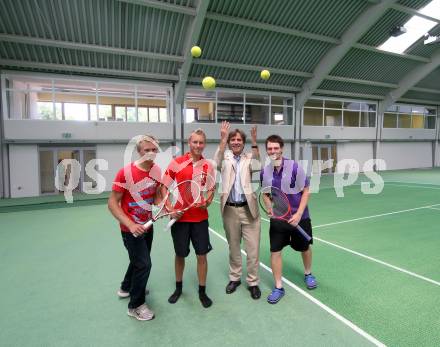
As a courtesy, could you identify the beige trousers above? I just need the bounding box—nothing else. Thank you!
[223,205,261,286]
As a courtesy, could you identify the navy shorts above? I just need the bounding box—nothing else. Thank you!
[269,218,313,252]
[171,220,212,257]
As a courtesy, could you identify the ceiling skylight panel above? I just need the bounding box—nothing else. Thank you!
[378,0,440,54]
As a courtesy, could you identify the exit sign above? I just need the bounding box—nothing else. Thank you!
[61,132,72,138]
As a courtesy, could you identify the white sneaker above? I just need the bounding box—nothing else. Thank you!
[117,289,130,298]
[117,288,149,298]
[127,304,155,321]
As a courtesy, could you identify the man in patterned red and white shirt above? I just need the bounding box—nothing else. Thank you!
[108,135,162,321]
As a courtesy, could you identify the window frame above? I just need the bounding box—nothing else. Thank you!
[1,71,171,123]
[303,96,377,128]
[383,103,437,129]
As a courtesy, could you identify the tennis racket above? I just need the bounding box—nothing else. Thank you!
[191,172,216,208]
[141,179,201,234]
[258,186,311,242]
[165,172,216,231]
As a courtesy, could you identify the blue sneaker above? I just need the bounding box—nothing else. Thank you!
[304,274,317,289]
[267,287,285,304]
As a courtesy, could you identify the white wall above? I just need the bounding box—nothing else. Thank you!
[203,142,284,163]
[379,142,432,170]
[96,144,126,192]
[184,123,296,142]
[184,122,293,161]
[4,120,174,142]
[9,144,40,197]
[336,142,374,173]
[302,126,377,140]
[436,141,440,167]
[381,128,436,140]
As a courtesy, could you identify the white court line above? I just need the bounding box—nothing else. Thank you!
[428,207,440,211]
[313,237,440,287]
[214,199,440,229]
[258,215,440,287]
[385,183,440,190]
[213,199,440,287]
[208,227,386,347]
[385,179,440,186]
[312,203,440,229]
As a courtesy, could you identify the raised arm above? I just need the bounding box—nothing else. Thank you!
[250,125,261,172]
[213,121,230,170]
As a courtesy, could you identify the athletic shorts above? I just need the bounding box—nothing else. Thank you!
[170,220,212,257]
[269,218,313,252]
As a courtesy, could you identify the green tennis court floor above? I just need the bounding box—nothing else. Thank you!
[0,168,439,346]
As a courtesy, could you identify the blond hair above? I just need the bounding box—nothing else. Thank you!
[188,128,206,142]
[136,135,159,152]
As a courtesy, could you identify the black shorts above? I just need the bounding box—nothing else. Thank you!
[171,220,212,257]
[269,218,313,252]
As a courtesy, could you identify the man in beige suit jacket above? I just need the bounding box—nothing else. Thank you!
[213,121,262,300]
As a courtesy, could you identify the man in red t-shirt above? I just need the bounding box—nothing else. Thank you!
[162,128,215,308]
[108,135,161,321]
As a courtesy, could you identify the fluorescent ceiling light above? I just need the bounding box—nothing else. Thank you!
[378,0,440,54]
[424,34,440,44]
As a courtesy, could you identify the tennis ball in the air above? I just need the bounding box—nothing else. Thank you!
[202,76,216,89]
[191,46,202,58]
[260,69,270,80]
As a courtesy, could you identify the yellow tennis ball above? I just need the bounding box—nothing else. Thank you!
[202,76,216,89]
[191,46,202,58]
[261,70,270,80]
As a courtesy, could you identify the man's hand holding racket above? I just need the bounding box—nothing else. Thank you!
[287,211,302,227]
[259,186,311,242]
[170,210,184,220]
[129,222,148,237]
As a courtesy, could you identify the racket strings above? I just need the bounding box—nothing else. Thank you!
[151,204,163,219]
[165,180,200,212]
[193,173,216,203]
[180,181,199,206]
[271,191,290,217]
[259,186,291,219]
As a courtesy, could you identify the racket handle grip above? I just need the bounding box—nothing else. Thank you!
[143,220,153,230]
[133,220,154,238]
[165,218,177,231]
[297,224,312,242]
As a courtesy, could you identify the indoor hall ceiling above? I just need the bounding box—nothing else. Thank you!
[0,0,439,105]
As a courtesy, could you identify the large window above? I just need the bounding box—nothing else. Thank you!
[3,74,170,122]
[303,98,377,127]
[184,90,216,123]
[36,101,62,120]
[184,89,293,125]
[383,104,436,129]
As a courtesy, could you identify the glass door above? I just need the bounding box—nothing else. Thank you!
[39,147,96,195]
[39,150,55,194]
[83,150,97,189]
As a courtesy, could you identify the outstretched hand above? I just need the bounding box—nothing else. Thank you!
[220,121,230,142]
[250,126,257,144]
